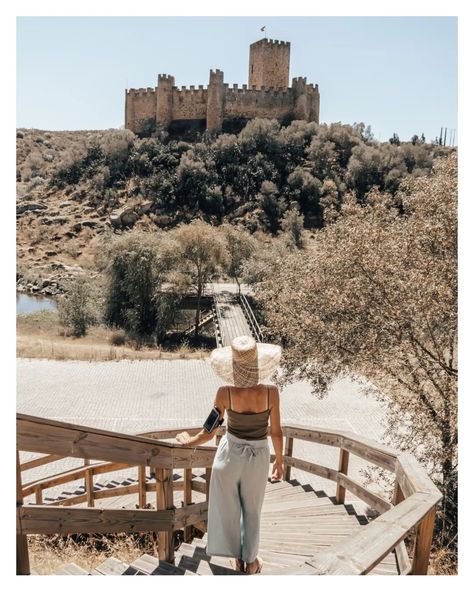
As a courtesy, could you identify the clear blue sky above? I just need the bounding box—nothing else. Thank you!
[16,16,457,142]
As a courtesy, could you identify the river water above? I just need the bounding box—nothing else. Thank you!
[16,293,57,314]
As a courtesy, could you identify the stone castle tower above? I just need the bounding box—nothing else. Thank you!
[125,38,319,135]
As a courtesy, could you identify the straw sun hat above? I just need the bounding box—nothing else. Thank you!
[209,335,282,387]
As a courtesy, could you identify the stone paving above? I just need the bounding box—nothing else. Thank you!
[17,358,391,507]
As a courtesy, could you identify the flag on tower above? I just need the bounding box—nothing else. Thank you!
[260,26,266,32]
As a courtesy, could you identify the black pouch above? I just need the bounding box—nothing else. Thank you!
[203,406,224,433]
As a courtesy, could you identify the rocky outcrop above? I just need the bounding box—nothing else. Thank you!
[109,202,154,228]
[17,202,47,216]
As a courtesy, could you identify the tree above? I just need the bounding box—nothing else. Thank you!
[280,207,305,249]
[103,231,176,343]
[389,133,400,146]
[257,155,457,554]
[258,180,283,233]
[167,220,228,337]
[220,223,257,294]
[58,276,97,337]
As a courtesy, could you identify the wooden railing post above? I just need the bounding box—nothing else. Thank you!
[335,449,350,504]
[155,468,174,562]
[411,507,437,575]
[83,458,90,496]
[34,485,43,505]
[16,450,30,575]
[138,465,147,508]
[283,435,293,481]
[183,468,193,542]
[204,467,212,530]
[85,468,94,507]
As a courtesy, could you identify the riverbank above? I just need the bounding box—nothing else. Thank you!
[16,310,208,361]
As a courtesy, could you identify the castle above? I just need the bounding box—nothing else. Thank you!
[125,38,320,136]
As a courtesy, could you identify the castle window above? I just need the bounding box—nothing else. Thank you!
[251,64,254,74]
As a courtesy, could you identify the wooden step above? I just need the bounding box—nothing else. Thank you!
[91,556,129,575]
[53,562,89,575]
[129,553,189,575]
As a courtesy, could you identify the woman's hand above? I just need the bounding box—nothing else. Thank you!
[176,431,193,445]
[271,460,283,482]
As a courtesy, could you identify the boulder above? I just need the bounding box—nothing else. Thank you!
[120,207,139,226]
[81,220,98,228]
[138,200,154,215]
[16,202,47,215]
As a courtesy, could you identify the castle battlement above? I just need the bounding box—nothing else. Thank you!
[251,38,290,47]
[125,38,320,134]
[127,87,156,95]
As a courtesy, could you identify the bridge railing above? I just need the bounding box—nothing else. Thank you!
[239,293,263,342]
[16,414,442,576]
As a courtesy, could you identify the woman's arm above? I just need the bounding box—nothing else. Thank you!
[269,386,283,464]
[176,388,226,446]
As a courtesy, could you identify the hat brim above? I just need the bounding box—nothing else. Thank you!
[209,343,282,386]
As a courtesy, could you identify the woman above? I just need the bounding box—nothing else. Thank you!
[176,335,283,575]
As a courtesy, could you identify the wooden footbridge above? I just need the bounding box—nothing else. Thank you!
[212,290,263,347]
[17,413,442,575]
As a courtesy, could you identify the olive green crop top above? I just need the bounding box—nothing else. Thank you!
[226,386,271,440]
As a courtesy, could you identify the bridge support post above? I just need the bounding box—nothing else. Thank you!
[283,436,293,481]
[411,507,437,575]
[336,449,350,504]
[16,450,30,575]
[155,468,174,562]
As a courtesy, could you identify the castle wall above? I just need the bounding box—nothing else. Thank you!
[224,86,294,121]
[172,87,208,120]
[125,88,156,133]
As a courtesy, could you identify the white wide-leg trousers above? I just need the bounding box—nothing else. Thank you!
[205,431,270,563]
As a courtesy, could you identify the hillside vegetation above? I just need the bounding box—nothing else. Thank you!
[16,120,452,293]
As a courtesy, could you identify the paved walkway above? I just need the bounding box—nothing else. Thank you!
[17,358,390,505]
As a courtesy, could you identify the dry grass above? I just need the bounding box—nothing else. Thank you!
[17,311,208,362]
[28,532,162,575]
[428,547,458,575]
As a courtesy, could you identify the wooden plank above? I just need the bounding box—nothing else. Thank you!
[335,449,349,504]
[396,453,443,499]
[54,562,89,575]
[336,473,392,514]
[174,501,208,528]
[341,435,399,472]
[283,436,293,481]
[306,492,438,575]
[282,456,339,482]
[85,468,94,507]
[17,505,175,535]
[20,453,64,471]
[412,506,437,575]
[183,467,193,541]
[17,414,216,470]
[34,485,43,505]
[16,449,30,575]
[282,425,346,448]
[392,482,410,575]
[156,468,174,562]
[91,556,129,575]
[138,465,146,508]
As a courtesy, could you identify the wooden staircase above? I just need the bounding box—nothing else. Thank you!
[40,478,399,575]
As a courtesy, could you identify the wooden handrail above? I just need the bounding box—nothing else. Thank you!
[16,414,442,576]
